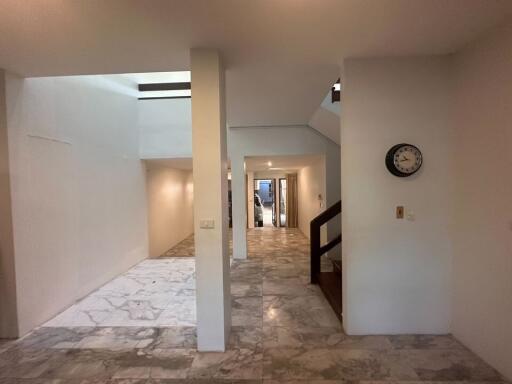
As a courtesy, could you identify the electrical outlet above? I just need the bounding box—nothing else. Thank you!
[396,206,404,219]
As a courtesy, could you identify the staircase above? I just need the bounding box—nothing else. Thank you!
[310,200,342,322]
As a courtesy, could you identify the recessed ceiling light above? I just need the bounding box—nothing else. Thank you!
[267,161,272,167]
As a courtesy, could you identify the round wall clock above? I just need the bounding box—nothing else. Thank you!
[385,143,423,177]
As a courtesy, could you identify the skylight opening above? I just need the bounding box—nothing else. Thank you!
[121,71,190,84]
[138,89,191,100]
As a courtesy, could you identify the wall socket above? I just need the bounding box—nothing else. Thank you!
[396,206,404,219]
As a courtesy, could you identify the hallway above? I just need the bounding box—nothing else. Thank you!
[0,228,505,382]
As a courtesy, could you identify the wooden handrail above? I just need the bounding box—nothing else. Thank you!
[310,200,341,284]
[319,234,342,256]
[311,200,341,226]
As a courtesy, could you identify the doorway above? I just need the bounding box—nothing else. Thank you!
[254,179,276,227]
[253,178,288,228]
[279,178,287,227]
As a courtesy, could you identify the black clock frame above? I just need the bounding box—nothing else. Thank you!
[385,143,422,177]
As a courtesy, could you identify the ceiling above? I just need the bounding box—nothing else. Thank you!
[245,155,323,172]
[144,155,321,172]
[1,0,511,128]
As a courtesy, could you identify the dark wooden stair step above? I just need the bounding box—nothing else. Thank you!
[331,259,342,274]
[317,271,342,321]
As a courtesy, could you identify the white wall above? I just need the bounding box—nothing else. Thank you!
[341,57,453,335]
[309,102,340,145]
[146,164,194,257]
[451,23,512,380]
[297,157,326,239]
[6,74,148,335]
[139,98,192,159]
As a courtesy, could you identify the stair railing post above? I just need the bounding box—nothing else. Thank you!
[310,220,320,284]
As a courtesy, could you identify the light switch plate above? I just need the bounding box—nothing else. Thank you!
[199,219,215,229]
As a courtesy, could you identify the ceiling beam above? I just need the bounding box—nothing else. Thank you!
[138,96,191,100]
[138,82,191,91]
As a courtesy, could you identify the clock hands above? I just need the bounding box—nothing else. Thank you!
[386,144,422,177]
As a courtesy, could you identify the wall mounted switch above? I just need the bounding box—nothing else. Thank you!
[396,206,404,219]
[199,219,215,229]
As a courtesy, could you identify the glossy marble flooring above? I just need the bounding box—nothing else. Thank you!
[161,235,196,258]
[0,228,508,383]
[44,258,197,328]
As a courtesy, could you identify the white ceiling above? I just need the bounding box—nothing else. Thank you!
[1,0,511,128]
[245,155,322,172]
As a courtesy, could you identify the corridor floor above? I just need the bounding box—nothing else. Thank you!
[44,258,196,328]
[0,228,507,383]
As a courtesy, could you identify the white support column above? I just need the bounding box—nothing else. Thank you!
[191,49,231,351]
[231,155,247,259]
[0,69,19,338]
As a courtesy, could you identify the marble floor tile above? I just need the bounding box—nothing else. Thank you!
[229,326,263,351]
[262,278,321,297]
[0,340,14,355]
[189,349,263,380]
[232,297,263,327]
[0,348,69,379]
[263,295,341,329]
[388,334,466,350]
[263,348,418,381]
[146,349,196,379]
[1,227,506,384]
[44,259,197,328]
[231,281,263,297]
[160,235,196,257]
[149,327,197,350]
[262,326,393,351]
[396,349,504,381]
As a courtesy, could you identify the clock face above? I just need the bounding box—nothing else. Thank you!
[385,144,423,177]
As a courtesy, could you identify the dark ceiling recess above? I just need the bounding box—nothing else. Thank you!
[331,78,340,103]
[137,82,192,100]
[138,96,191,100]
[138,82,191,92]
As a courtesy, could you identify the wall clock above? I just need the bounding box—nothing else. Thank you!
[385,143,423,177]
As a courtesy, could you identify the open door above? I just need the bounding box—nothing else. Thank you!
[245,174,248,228]
[279,178,287,227]
[286,173,298,228]
[271,178,277,227]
